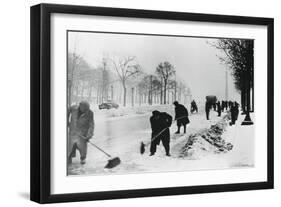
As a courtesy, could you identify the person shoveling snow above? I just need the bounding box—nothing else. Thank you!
[140,109,191,156]
[68,101,95,165]
[68,101,121,168]
[148,110,172,157]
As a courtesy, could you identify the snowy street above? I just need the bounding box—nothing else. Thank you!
[68,106,254,176]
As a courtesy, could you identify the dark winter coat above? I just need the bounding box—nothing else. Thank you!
[205,102,211,112]
[150,112,172,144]
[191,101,198,113]
[230,104,239,124]
[68,105,94,137]
[217,102,221,116]
[221,101,225,111]
[234,103,239,119]
[175,104,190,126]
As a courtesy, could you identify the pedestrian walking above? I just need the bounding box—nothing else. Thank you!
[217,101,221,117]
[221,101,225,112]
[225,100,228,110]
[230,102,239,125]
[205,100,211,120]
[234,101,239,121]
[213,102,216,111]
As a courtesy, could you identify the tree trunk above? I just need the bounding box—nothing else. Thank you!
[241,87,246,113]
[123,85,127,107]
[111,85,114,101]
[68,81,72,107]
[139,92,141,106]
[68,55,76,107]
[164,80,167,104]
[160,78,163,104]
[131,87,134,107]
[174,82,177,102]
[241,75,253,125]
[246,84,251,112]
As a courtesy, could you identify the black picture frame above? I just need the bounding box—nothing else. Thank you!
[30,3,274,204]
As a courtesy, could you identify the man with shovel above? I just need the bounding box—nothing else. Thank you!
[150,110,172,156]
[68,101,94,165]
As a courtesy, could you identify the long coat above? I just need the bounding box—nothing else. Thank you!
[205,102,211,112]
[150,112,172,154]
[68,105,94,158]
[150,112,172,144]
[175,104,189,126]
[217,102,221,116]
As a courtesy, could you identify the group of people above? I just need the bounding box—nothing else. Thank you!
[205,99,240,125]
[67,100,191,163]
[67,98,239,164]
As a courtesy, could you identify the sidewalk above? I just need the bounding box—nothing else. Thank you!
[222,112,255,168]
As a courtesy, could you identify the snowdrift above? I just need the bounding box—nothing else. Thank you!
[179,114,233,160]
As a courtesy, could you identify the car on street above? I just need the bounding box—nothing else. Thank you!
[98,102,119,110]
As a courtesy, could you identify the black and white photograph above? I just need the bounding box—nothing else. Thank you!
[67,31,255,176]
[28,3,274,204]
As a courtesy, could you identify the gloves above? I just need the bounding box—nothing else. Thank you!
[85,134,93,141]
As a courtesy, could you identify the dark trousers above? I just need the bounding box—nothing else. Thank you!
[231,114,236,125]
[206,111,210,120]
[150,136,170,155]
[177,124,186,133]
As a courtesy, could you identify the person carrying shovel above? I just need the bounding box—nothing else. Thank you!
[68,101,94,165]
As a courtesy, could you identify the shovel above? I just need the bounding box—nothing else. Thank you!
[140,127,167,154]
[79,135,121,169]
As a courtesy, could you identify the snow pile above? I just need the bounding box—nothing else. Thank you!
[179,114,233,159]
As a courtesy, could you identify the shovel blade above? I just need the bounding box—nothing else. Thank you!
[104,157,121,169]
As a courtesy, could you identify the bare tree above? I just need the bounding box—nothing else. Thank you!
[107,56,141,106]
[151,77,161,104]
[156,61,175,104]
[68,52,90,106]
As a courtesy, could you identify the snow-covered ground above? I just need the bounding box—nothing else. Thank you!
[68,105,255,176]
[92,104,174,120]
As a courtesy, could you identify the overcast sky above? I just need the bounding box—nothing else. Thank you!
[68,31,240,102]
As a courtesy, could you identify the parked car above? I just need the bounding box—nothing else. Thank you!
[98,102,119,110]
